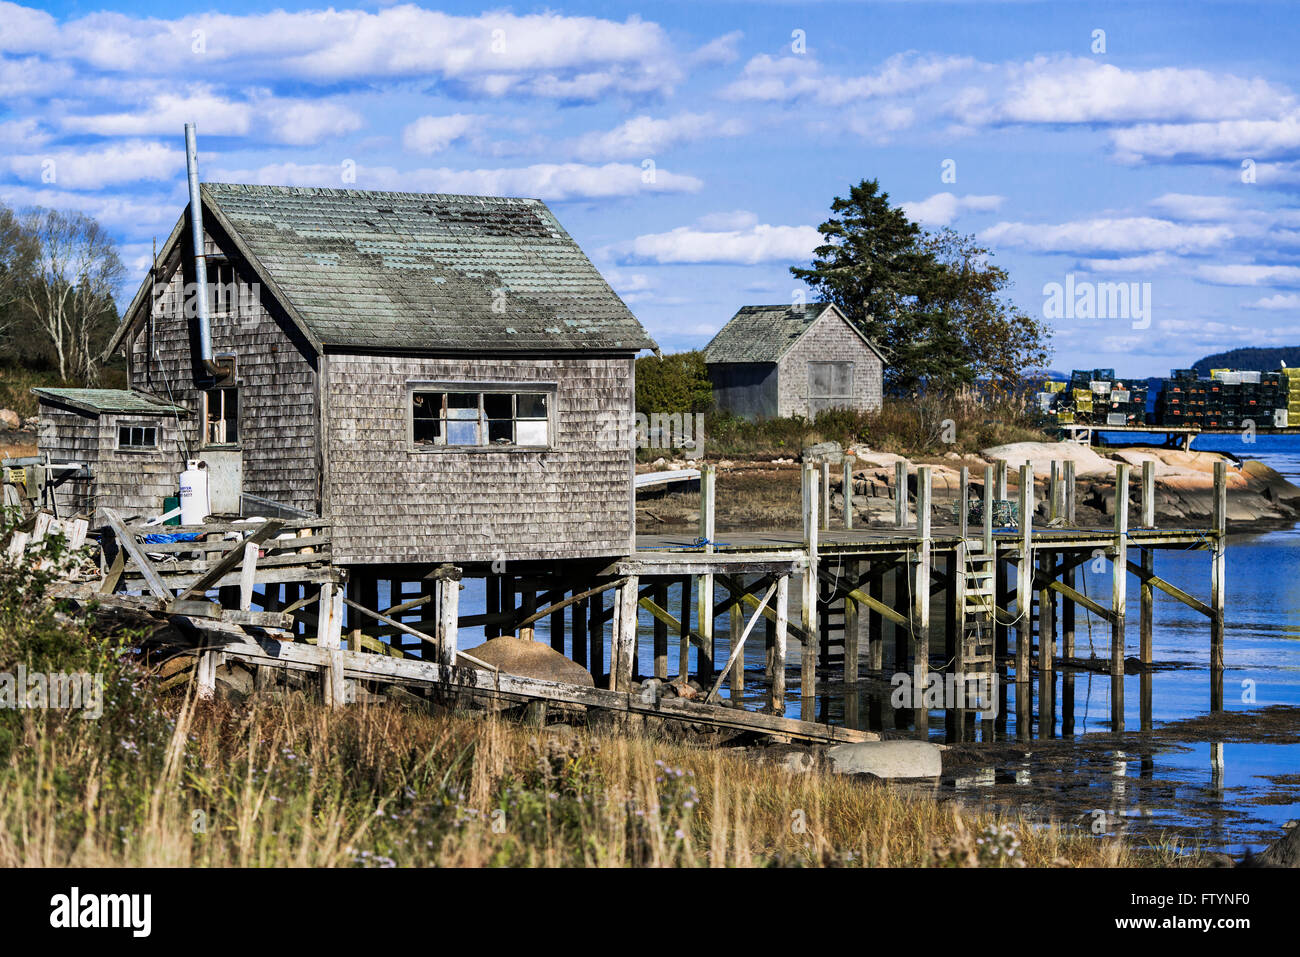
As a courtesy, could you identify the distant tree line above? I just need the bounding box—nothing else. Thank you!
[1191,346,1300,376]
[0,200,123,384]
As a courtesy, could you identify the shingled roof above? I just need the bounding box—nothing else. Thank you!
[33,388,189,416]
[115,183,656,355]
[703,303,883,364]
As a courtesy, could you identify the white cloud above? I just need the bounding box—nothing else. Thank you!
[3,140,185,189]
[0,184,176,233]
[979,216,1233,255]
[901,192,1003,227]
[693,210,759,231]
[571,112,743,161]
[723,51,973,106]
[615,222,821,265]
[1245,293,1300,309]
[998,58,1291,126]
[1077,253,1176,273]
[401,114,483,154]
[1112,113,1300,164]
[1146,193,1242,222]
[1195,263,1300,287]
[61,87,363,145]
[0,4,708,100]
[207,160,703,200]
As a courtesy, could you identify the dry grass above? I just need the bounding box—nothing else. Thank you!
[0,529,1196,869]
[0,686,1191,868]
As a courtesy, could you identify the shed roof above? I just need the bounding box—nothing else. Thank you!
[33,388,190,416]
[702,303,884,364]
[116,183,654,356]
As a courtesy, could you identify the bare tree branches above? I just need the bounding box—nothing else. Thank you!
[20,207,123,384]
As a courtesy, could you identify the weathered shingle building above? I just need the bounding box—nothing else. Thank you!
[41,183,656,566]
[703,302,884,420]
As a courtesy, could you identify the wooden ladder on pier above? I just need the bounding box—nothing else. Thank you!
[957,548,997,672]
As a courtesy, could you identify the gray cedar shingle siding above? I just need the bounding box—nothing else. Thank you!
[127,225,321,513]
[704,303,883,420]
[776,309,883,418]
[93,183,654,559]
[36,398,188,524]
[324,353,634,565]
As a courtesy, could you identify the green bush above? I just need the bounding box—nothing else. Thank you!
[635,351,713,417]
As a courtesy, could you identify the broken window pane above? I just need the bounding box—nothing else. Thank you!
[410,386,552,448]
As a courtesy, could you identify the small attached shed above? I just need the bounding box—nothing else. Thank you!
[703,303,884,420]
[33,388,190,523]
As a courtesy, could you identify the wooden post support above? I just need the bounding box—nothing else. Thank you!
[1112,462,1130,729]
[868,561,884,671]
[196,647,218,701]
[238,540,259,611]
[317,581,346,707]
[433,567,461,670]
[895,459,908,528]
[1211,460,1227,711]
[914,466,933,733]
[1140,460,1156,666]
[728,578,744,695]
[1049,461,1060,523]
[653,581,669,680]
[698,464,716,684]
[590,590,605,681]
[802,464,820,718]
[769,573,789,714]
[995,459,1008,504]
[843,560,859,687]
[843,457,854,530]
[1038,548,1054,737]
[677,576,691,678]
[1064,459,1077,525]
[821,459,831,531]
[1016,465,1034,686]
[614,575,639,692]
[982,464,995,555]
[959,466,970,540]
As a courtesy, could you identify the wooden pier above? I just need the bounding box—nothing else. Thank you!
[73,454,1229,744]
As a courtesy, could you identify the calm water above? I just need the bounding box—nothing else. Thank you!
[442,432,1299,852]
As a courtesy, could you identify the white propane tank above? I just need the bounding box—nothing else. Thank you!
[179,460,210,525]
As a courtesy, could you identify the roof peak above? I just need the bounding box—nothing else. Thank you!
[202,182,544,206]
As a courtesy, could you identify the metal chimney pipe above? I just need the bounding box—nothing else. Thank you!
[184,123,223,377]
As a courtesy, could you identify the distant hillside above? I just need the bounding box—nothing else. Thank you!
[1192,347,1300,374]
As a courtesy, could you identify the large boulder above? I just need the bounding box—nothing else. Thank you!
[1243,823,1300,867]
[459,635,595,687]
[981,441,1114,479]
[0,409,19,430]
[825,740,943,779]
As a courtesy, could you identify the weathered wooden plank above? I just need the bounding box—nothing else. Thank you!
[102,507,171,600]
[171,518,285,605]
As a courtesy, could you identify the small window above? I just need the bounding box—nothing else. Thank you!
[410,386,552,449]
[204,385,238,445]
[117,425,158,449]
[205,262,244,317]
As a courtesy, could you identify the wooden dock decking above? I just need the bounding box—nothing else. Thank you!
[74,454,1229,745]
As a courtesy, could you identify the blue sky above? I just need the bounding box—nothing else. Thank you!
[3,1,1300,376]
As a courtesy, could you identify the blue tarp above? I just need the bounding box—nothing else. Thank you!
[142,532,202,545]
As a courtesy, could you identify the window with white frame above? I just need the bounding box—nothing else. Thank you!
[410,385,553,449]
[117,424,159,450]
